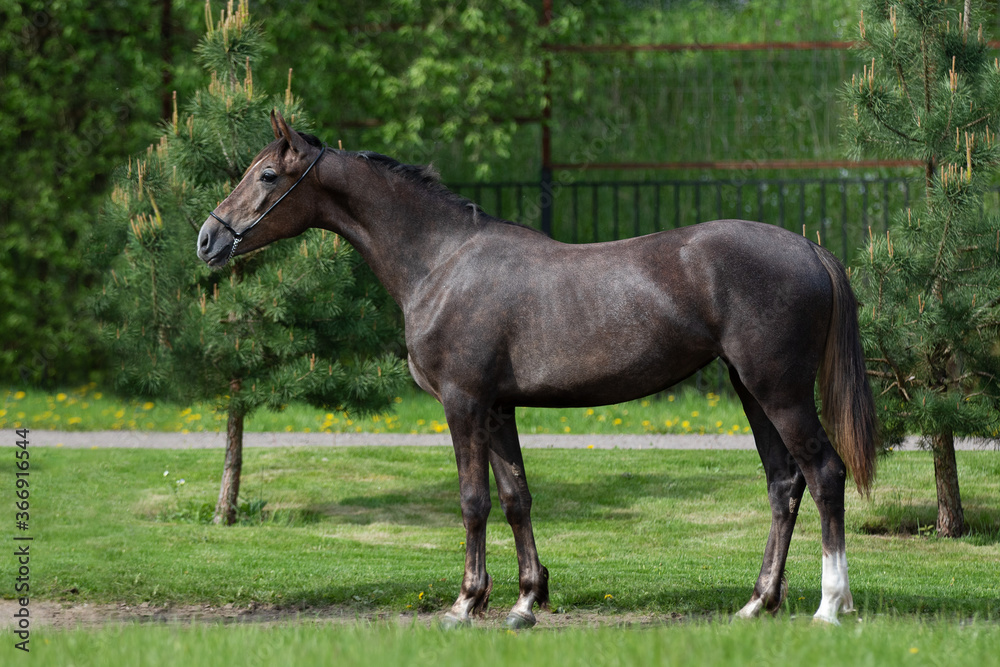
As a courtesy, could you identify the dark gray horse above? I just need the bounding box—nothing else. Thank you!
[198,111,877,628]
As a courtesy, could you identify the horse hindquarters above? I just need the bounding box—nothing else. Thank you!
[727,243,874,624]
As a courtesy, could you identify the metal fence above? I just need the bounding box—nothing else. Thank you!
[452,175,923,265]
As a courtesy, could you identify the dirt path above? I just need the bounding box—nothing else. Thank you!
[0,600,682,631]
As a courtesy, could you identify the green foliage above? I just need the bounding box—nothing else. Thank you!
[88,1,407,424]
[0,1,168,385]
[844,0,1000,446]
[250,0,588,179]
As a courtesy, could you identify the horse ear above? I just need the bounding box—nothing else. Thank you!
[270,109,282,140]
[271,110,310,155]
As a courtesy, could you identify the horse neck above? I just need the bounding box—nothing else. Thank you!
[313,158,480,309]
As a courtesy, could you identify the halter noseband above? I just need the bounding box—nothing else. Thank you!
[209,145,327,263]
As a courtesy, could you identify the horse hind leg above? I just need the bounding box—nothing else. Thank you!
[487,405,549,629]
[731,369,807,619]
[763,397,855,624]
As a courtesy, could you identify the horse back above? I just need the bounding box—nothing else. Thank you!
[405,219,833,407]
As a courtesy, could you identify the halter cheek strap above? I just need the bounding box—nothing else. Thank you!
[209,145,327,263]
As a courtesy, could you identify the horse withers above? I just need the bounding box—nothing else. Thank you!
[197,111,877,628]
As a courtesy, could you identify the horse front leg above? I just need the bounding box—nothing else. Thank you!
[441,392,494,628]
[487,405,549,629]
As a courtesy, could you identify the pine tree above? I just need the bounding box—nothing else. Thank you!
[89,1,407,525]
[844,0,1000,537]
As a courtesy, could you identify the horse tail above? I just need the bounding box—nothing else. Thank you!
[812,244,878,496]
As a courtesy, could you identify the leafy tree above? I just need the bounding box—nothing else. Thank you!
[844,0,1000,536]
[89,1,407,524]
[252,0,621,180]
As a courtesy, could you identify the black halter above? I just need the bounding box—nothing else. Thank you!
[209,145,327,263]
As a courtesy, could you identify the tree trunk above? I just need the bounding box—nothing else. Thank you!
[214,384,244,526]
[931,430,965,537]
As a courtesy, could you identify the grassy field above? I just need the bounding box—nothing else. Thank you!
[0,384,751,436]
[3,445,997,614]
[2,443,998,664]
[17,618,1000,667]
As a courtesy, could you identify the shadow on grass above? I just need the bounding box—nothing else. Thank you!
[324,471,732,527]
[858,498,1000,545]
[269,579,1000,619]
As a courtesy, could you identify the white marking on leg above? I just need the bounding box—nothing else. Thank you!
[736,596,764,619]
[813,550,853,624]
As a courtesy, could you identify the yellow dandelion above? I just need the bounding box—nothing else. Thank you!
[682,420,690,430]
[56,393,67,402]
[587,444,595,449]
[716,421,723,428]
[142,402,155,410]
[13,391,26,400]
[563,426,571,433]
[585,408,595,416]
[613,418,622,425]
[285,425,294,432]
[641,400,650,407]
[93,392,102,400]
[604,594,613,600]
[67,417,82,425]
[691,411,699,417]
[394,396,403,403]
[114,409,125,419]
[667,394,675,402]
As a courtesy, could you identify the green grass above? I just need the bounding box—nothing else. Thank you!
[11,618,1000,667]
[0,385,751,436]
[4,445,997,618]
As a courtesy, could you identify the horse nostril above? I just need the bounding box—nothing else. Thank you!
[199,229,210,250]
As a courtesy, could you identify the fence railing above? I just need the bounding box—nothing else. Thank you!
[452,175,926,265]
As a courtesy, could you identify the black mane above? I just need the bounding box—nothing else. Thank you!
[356,151,472,208]
[354,150,539,232]
[299,132,323,148]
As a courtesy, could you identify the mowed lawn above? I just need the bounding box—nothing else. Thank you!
[2,444,998,664]
[5,445,998,615]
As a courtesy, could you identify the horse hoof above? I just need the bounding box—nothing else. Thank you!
[440,613,471,630]
[505,611,537,630]
[811,612,841,626]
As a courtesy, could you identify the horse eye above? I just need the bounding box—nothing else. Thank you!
[260,169,277,183]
